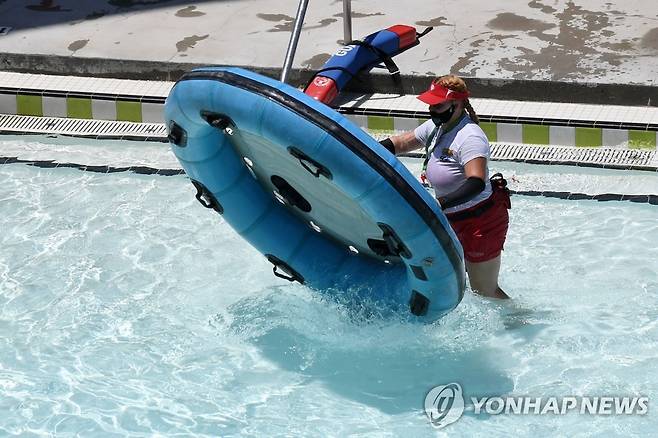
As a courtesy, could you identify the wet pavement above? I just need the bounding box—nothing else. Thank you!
[0,0,657,86]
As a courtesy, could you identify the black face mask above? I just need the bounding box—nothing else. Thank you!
[431,104,455,126]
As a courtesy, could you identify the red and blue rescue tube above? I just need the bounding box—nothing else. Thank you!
[305,25,431,104]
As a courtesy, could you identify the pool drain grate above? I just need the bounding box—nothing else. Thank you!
[400,143,656,171]
[1,115,656,170]
[491,143,656,170]
[0,114,167,141]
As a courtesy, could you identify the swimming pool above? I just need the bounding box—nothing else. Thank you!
[1,137,657,436]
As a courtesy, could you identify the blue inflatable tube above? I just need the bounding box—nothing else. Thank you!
[165,67,465,322]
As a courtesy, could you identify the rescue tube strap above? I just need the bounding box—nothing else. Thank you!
[305,39,402,92]
[346,39,401,83]
[303,66,362,92]
[416,27,434,39]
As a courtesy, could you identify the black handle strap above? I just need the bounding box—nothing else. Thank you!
[167,121,187,147]
[346,39,401,83]
[270,175,312,213]
[303,66,362,92]
[191,180,223,214]
[265,254,305,284]
[200,111,235,133]
[416,26,434,39]
[305,30,424,93]
[288,147,332,179]
[378,223,412,259]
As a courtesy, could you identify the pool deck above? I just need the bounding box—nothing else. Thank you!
[1,1,658,102]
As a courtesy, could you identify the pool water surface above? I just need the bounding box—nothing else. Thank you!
[0,149,657,436]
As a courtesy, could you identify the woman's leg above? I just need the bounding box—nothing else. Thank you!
[465,255,510,299]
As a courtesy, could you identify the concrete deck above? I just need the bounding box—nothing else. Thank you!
[1,1,658,105]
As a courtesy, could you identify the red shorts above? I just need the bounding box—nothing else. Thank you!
[447,189,510,263]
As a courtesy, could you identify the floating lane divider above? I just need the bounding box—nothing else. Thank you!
[510,189,658,204]
[0,156,184,175]
[3,155,656,206]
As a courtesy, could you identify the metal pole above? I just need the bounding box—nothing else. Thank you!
[342,0,352,43]
[281,0,310,84]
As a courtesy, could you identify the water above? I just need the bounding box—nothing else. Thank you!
[1,157,657,436]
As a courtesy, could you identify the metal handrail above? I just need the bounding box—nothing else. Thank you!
[343,0,352,43]
[280,0,353,84]
[280,0,310,83]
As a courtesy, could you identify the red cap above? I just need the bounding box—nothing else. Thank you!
[417,81,470,105]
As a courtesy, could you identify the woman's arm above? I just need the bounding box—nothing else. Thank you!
[380,131,423,155]
[437,157,487,209]
[463,157,487,180]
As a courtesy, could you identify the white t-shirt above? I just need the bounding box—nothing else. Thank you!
[414,116,493,214]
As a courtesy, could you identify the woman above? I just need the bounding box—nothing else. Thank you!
[379,75,511,299]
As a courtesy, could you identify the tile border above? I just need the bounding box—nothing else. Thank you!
[0,88,165,123]
[0,84,656,150]
[345,114,657,150]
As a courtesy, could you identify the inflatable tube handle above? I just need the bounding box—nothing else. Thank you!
[201,111,235,134]
[167,121,187,147]
[409,290,430,316]
[266,254,305,284]
[191,180,224,214]
[288,147,333,179]
[379,223,412,259]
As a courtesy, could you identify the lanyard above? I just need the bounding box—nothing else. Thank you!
[421,115,471,176]
[421,125,441,176]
